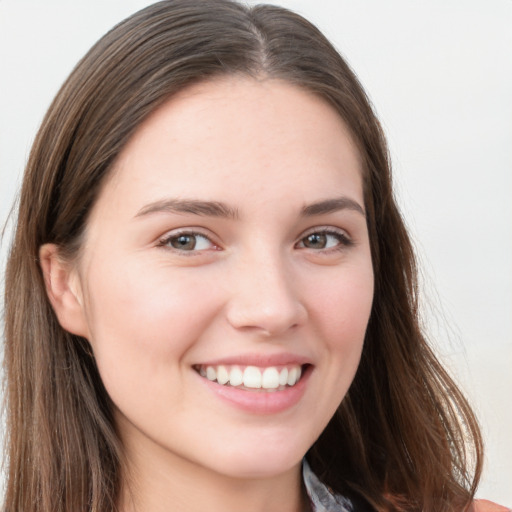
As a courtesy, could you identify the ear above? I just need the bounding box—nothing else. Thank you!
[39,243,90,338]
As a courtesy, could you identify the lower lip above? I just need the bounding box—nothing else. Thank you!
[197,366,312,415]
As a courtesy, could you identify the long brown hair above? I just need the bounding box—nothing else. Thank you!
[3,1,483,510]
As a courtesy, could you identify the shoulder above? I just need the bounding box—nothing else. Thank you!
[468,500,511,512]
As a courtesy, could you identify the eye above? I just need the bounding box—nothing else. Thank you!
[296,229,351,251]
[160,231,216,252]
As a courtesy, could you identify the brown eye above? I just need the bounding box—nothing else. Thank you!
[303,233,327,249]
[170,234,197,250]
[164,233,214,252]
[297,230,352,251]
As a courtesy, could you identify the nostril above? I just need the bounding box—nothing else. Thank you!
[225,301,307,337]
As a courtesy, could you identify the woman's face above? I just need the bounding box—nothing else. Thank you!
[69,77,374,479]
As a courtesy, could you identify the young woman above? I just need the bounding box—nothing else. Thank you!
[2,1,508,511]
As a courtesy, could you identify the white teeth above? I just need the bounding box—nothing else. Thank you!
[229,366,243,387]
[262,367,280,389]
[217,365,229,385]
[243,366,262,388]
[198,364,304,390]
[206,366,217,381]
[287,367,298,386]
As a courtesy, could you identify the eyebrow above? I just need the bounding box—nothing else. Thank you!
[135,195,365,220]
[301,197,365,217]
[135,198,239,220]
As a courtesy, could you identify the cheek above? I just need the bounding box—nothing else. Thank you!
[304,264,374,396]
[296,262,373,430]
[306,262,374,358]
[81,257,222,392]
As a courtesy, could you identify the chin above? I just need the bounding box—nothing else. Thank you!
[205,440,307,480]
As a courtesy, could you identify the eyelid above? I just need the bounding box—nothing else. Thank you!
[300,225,350,237]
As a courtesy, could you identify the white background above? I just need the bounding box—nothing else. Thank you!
[1,0,511,505]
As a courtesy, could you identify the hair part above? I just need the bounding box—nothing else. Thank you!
[3,1,482,511]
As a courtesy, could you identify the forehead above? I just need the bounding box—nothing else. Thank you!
[95,77,363,218]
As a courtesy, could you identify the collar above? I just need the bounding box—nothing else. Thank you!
[302,459,354,512]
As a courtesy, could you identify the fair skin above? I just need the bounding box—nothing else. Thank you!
[40,77,374,512]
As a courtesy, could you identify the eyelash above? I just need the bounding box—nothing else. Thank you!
[294,228,353,252]
[158,230,217,255]
[158,227,353,255]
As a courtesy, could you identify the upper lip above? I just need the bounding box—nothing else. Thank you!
[194,352,312,367]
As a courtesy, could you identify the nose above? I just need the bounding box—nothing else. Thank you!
[225,249,307,336]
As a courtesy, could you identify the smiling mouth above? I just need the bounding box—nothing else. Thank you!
[193,364,307,391]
